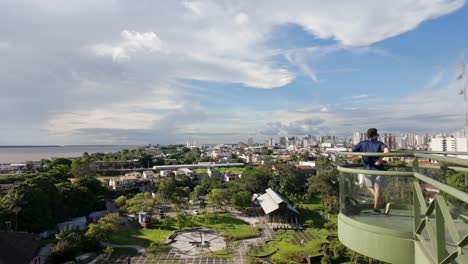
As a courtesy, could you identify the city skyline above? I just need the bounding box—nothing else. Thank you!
[1,1,468,145]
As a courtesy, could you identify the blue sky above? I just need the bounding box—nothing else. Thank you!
[0,0,467,144]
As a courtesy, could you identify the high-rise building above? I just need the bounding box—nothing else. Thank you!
[429,136,467,157]
[398,136,407,149]
[269,138,275,147]
[407,132,416,148]
[279,137,286,146]
[381,133,396,149]
[247,137,254,146]
[353,131,367,145]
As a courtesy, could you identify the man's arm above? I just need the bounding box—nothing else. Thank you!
[375,147,389,165]
[349,142,361,152]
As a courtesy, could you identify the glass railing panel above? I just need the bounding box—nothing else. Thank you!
[339,170,413,232]
[444,194,468,262]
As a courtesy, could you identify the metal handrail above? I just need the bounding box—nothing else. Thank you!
[413,172,468,204]
[337,151,414,157]
[337,165,414,177]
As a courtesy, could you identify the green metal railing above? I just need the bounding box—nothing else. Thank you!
[337,151,468,264]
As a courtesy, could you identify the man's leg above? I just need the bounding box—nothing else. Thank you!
[373,186,381,209]
[364,175,375,196]
[375,176,391,214]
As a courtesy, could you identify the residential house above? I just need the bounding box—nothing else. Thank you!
[108,176,152,192]
[125,171,142,178]
[176,168,194,178]
[223,172,240,182]
[142,170,155,179]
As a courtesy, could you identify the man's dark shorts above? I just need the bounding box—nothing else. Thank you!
[363,175,385,188]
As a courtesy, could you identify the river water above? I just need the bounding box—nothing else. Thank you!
[0,145,140,163]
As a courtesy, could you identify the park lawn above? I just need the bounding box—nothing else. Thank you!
[298,202,323,211]
[193,213,259,239]
[110,212,256,247]
[257,228,329,263]
[109,225,173,247]
[217,167,245,174]
[193,168,207,174]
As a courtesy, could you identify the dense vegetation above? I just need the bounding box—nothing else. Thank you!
[0,154,107,232]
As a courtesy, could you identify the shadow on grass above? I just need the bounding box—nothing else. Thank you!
[297,207,326,228]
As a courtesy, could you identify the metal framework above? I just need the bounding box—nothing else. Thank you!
[337,151,468,264]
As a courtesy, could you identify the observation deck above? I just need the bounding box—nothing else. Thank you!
[337,151,468,264]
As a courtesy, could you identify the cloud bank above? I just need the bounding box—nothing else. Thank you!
[0,0,465,144]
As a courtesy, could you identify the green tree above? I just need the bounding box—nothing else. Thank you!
[52,158,73,168]
[308,168,339,214]
[239,166,271,194]
[71,158,94,178]
[115,195,127,207]
[85,213,122,242]
[139,154,154,168]
[2,176,61,232]
[231,191,252,209]
[48,164,73,182]
[56,182,95,218]
[269,163,307,196]
[124,193,153,214]
[206,189,230,210]
[200,174,224,193]
[50,231,83,264]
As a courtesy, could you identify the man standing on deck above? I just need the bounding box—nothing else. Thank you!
[350,128,391,215]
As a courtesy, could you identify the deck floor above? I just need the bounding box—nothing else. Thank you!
[346,209,413,232]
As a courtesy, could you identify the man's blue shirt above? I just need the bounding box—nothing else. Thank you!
[352,139,388,170]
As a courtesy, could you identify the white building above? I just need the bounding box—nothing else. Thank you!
[176,168,194,178]
[430,136,468,159]
[125,171,142,178]
[407,132,416,148]
[160,170,172,177]
[142,170,155,179]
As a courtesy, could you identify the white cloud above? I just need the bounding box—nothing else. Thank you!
[183,1,203,16]
[91,30,166,61]
[426,69,445,88]
[352,94,369,99]
[264,0,464,46]
[0,0,465,144]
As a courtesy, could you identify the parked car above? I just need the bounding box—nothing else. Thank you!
[192,209,200,215]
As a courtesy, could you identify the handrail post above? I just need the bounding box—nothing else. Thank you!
[435,198,448,263]
[413,157,420,236]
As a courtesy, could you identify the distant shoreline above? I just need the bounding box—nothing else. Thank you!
[0,145,133,148]
[0,145,141,163]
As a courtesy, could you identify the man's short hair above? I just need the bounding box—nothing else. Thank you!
[367,128,379,138]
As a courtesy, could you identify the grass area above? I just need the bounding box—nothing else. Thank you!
[216,167,245,174]
[109,212,257,247]
[193,167,245,174]
[193,168,207,174]
[192,212,259,240]
[254,228,329,263]
[109,225,173,247]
